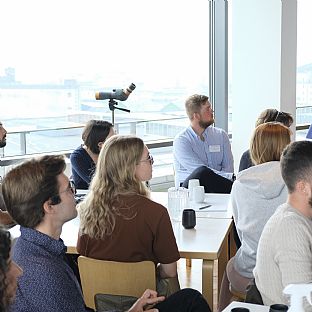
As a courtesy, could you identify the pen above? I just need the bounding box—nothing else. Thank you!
[199,204,212,210]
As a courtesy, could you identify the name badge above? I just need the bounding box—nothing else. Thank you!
[209,145,221,153]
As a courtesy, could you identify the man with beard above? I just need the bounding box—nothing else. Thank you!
[0,121,12,225]
[253,141,312,307]
[0,122,7,148]
[173,94,234,193]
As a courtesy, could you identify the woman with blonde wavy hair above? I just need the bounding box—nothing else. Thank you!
[77,135,180,294]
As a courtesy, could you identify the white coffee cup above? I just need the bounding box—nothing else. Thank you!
[193,185,205,203]
[188,179,200,201]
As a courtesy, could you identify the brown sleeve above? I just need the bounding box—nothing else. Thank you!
[0,211,14,225]
[152,209,180,264]
[76,233,89,255]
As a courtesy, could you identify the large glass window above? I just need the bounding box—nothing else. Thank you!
[297,0,312,139]
[0,0,210,157]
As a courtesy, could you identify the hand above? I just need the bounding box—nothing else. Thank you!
[128,289,165,312]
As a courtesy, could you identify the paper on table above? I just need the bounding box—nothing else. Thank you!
[190,200,227,212]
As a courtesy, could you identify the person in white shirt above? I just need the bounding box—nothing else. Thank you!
[254,140,312,308]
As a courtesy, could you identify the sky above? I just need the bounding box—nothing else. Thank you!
[297,0,312,67]
[0,0,210,87]
[0,0,309,89]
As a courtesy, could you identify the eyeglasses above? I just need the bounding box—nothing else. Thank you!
[139,154,154,165]
[50,180,76,205]
[59,180,77,196]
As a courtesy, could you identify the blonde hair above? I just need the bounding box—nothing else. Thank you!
[185,94,209,120]
[250,122,291,165]
[78,135,149,239]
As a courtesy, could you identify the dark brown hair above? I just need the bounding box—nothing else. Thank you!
[82,120,113,154]
[2,155,66,228]
[0,228,11,312]
[255,108,293,128]
[280,141,312,193]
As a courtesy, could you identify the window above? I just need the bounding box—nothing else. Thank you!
[0,0,210,157]
[297,0,312,139]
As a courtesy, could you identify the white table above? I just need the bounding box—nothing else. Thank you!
[222,301,269,311]
[151,192,233,219]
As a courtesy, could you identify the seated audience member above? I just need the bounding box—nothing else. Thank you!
[2,155,88,312]
[0,188,14,226]
[173,94,234,193]
[0,228,210,312]
[70,119,114,189]
[239,108,293,172]
[0,121,7,149]
[0,122,14,226]
[306,123,312,139]
[253,140,312,307]
[77,135,181,296]
[0,228,23,312]
[2,156,211,312]
[218,122,291,311]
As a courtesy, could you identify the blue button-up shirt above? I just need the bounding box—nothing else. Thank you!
[11,227,87,312]
[173,126,234,186]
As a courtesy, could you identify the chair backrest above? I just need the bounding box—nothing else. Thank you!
[78,256,156,309]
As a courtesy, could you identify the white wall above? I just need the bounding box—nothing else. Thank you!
[231,0,297,171]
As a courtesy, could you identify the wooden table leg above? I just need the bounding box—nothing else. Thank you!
[202,259,214,310]
[218,238,229,295]
[229,222,237,259]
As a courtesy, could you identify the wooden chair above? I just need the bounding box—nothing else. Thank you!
[78,256,156,310]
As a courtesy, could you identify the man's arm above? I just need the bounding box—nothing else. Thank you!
[158,262,177,279]
[70,152,93,185]
[220,130,234,173]
[276,219,312,288]
[128,289,165,312]
[173,136,209,173]
[173,135,232,182]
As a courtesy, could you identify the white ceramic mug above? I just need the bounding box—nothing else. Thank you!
[192,185,205,203]
[188,179,200,201]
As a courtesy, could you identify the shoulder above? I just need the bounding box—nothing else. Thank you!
[206,127,230,142]
[124,194,169,220]
[131,194,167,212]
[207,126,228,135]
[174,127,191,141]
[70,146,87,159]
[241,150,250,159]
[267,205,312,240]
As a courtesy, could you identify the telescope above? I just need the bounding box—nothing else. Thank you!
[95,83,136,101]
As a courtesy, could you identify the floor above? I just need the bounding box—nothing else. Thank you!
[177,258,219,312]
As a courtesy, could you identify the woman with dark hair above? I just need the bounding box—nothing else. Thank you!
[239,108,293,172]
[70,120,114,189]
[0,228,23,311]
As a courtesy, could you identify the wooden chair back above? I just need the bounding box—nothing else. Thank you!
[78,256,156,309]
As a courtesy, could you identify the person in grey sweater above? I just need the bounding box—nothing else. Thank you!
[254,141,312,308]
[218,122,291,311]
